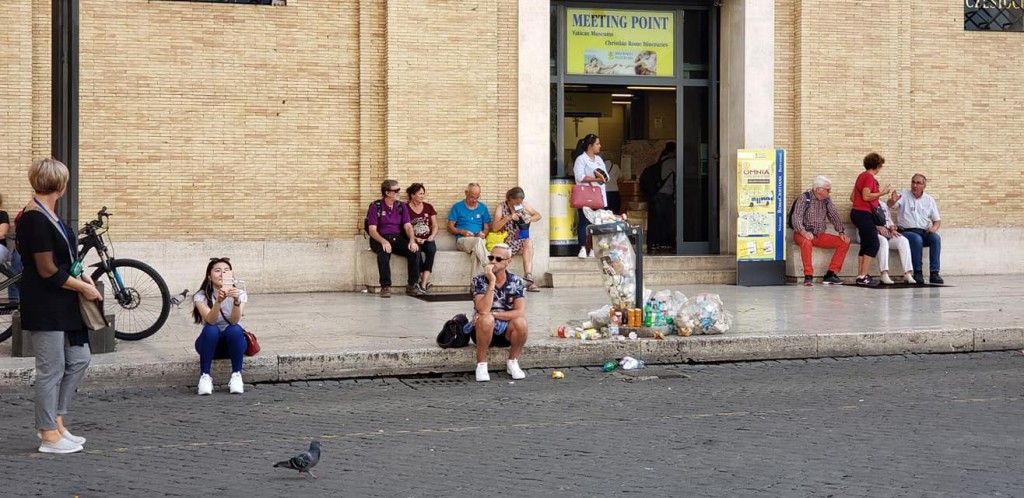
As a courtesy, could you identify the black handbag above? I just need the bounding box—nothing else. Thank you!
[871,206,887,226]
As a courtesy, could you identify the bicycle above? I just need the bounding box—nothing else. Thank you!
[0,263,20,343]
[0,207,171,343]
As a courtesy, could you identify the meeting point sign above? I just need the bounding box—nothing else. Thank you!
[965,0,1024,31]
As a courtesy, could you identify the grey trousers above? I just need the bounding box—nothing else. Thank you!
[29,330,91,430]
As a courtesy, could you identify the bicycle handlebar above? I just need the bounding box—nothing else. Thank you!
[79,206,111,234]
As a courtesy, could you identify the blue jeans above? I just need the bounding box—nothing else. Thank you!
[195,324,246,374]
[900,229,941,274]
[8,250,21,301]
[576,208,590,246]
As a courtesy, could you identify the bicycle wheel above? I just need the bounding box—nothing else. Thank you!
[92,259,170,341]
[0,304,13,343]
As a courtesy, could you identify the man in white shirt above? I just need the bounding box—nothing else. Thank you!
[887,174,943,284]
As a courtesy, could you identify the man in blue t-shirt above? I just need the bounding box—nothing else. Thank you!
[446,183,491,269]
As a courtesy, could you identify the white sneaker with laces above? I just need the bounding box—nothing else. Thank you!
[197,373,213,395]
[904,272,916,284]
[475,362,490,382]
[577,247,587,258]
[38,437,83,454]
[879,273,895,285]
[506,359,526,380]
[228,372,244,394]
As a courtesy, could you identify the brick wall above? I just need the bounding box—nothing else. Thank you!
[777,0,1024,228]
[3,0,519,242]
[0,1,33,213]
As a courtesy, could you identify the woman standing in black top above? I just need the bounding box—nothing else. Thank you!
[18,158,102,454]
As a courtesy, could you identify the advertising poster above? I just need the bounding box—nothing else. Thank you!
[736,149,785,262]
[566,8,674,77]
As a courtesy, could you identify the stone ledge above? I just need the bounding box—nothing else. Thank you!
[4,328,1019,390]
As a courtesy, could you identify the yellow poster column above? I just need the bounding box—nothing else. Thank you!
[549,178,577,256]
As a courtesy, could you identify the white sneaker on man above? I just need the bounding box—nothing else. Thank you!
[577,247,587,258]
[475,362,490,382]
[228,372,244,394]
[197,373,213,395]
[506,359,526,380]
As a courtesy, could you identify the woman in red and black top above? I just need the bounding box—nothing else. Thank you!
[849,152,891,286]
[406,183,437,293]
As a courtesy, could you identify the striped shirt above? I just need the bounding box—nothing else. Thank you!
[792,191,844,235]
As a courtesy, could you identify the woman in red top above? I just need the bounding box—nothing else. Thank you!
[406,183,437,293]
[849,152,891,286]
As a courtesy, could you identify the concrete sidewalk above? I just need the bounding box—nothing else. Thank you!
[0,275,1021,390]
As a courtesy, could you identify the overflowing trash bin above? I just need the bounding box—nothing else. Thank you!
[552,208,734,351]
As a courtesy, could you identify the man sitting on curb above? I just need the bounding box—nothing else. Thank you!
[888,173,943,285]
[466,243,528,382]
[447,183,492,270]
[792,175,850,286]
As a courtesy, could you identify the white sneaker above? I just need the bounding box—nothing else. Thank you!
[577,247,587,258]
[879,273,895,285]
[228,372,244,394]
[38,437,83,454]
[197,373,213,395]
[36,430,86,445]
[587,250,594,258]
[904,272,916,284]
[506,359,526,380]
[475,362,490,382]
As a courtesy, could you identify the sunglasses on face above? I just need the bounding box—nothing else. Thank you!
[388,188,401,193]
[487,255,507,263]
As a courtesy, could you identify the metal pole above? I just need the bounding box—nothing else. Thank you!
[52,0,79,229]
[633,224,644,309]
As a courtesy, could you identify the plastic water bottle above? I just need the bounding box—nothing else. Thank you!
[654,300,666,326]
[643,299,653,327]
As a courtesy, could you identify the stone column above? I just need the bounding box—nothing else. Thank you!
[719,0,775,255]
[518,0,550,281]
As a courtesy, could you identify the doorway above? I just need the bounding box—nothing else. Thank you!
[549,2,718,255]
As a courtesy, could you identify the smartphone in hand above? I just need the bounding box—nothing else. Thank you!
[221,269,234,290]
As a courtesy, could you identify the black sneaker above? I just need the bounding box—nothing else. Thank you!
[913,272,925,285]
[803,276,814,286]
[822,272,844,285]
[855,275,879,287]
[929,273,944,285]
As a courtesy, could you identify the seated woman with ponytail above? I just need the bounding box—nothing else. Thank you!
[191,257,248,395]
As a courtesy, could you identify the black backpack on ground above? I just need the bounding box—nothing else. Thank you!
[786,191,813,230]
[436,313,470,348]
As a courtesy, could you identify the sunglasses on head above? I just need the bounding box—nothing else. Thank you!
[487,255,507,263]
[210,257,230,262]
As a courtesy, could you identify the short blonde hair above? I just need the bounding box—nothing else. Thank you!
[29,157,69,195]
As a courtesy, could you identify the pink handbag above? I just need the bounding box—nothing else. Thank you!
[570,184,604,209]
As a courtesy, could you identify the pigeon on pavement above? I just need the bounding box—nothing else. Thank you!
[169,289,189,307]
[274,440,321,479]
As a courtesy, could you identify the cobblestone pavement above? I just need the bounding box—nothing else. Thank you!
[1,352,1022,497]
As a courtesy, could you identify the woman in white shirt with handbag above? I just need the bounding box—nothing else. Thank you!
[571,134,608,258]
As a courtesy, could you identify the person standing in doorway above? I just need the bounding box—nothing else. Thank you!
[572,134,608,258]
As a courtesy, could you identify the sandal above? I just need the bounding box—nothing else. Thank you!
[524,273,541,292]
